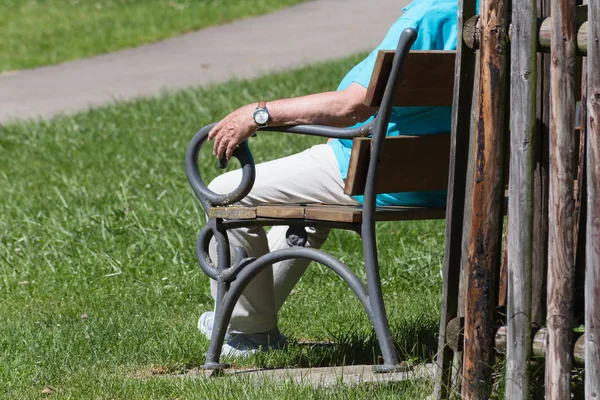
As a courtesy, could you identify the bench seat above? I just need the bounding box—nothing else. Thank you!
[208,203,446,223]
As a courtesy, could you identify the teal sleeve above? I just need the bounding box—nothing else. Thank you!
[336,17,422,91]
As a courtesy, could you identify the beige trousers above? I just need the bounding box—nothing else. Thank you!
[207,144,359,333]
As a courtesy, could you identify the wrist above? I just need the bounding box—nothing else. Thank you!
[252,101,270,128]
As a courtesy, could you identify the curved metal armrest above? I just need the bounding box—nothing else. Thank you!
[185,120,374,213]
[262,120,373,139]
[185,123,256,212]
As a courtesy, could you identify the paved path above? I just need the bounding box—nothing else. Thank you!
[183,363,435,387]
[0,0,410,124]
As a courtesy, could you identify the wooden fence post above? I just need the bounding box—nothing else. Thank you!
[461,0,509,397]
[585,0,600,397]
[433,0,478,398]
[545,0,578,398]
[532,0,552,330]
[507,0,537,398]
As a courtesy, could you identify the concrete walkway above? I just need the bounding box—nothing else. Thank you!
[182,363,435,387]
[0,0,410,124]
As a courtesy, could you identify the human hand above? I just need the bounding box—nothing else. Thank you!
[208,104,257,160]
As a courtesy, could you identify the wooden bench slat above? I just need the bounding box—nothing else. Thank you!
[209,204,446,223]
[364,50,456,107]
[256,205,306,219]
[209,206,257,220]
[304,205,363,223]
[344,134,451,196]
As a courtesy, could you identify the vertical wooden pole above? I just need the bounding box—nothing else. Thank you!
[507,0,537,397]
[433,0,478,398]
[546,0,578,398]
[585,0,600,397]
[461,0,509,398]
[532,0,551,329]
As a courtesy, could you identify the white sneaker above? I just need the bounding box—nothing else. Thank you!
[199,311,286,358]
[221,331,287,358]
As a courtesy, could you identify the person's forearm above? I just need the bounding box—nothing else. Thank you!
[208,83,376,159]
[266,89,374,128]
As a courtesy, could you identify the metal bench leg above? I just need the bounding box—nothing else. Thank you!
[202,220,233,370]
[361,221,401,371]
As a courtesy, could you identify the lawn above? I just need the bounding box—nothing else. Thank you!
[0,0,308,72]
[0,55,446,398]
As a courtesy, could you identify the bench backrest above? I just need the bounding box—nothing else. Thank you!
[345,50,456,196]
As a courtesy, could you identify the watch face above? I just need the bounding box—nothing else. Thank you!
[255,109,269,125]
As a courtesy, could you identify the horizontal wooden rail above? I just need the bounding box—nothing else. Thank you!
[444,317,586,367]
[463,8,590,55]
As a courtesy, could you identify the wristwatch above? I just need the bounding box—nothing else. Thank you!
[253,101,270,128]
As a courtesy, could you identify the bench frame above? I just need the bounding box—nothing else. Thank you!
[185,29,445,371]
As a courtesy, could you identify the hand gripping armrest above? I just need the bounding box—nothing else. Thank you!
[185,119,375,213]
[185,123,256,212]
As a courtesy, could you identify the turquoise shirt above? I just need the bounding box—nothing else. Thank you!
[329,0,463,207]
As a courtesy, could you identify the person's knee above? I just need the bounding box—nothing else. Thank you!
[207,170,243,196]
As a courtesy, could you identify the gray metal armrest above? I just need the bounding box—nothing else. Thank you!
[184,120,373,213]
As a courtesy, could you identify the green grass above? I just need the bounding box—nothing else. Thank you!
[0,0,307,72]
[0,55,446,398]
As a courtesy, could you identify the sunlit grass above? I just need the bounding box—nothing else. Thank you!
[0,0,308,72]
[0,54,444,398]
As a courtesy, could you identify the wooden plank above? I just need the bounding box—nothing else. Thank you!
[585,0,600,396]
[532,0,552,329]
[344,138,371,196]
[506,0,537,397]
[255,205,305,219]
[303,205,362,223]
[461,0,510,397]
[545,0,578,398]
[573,20,588,338]
[344,135,451,196]
[303,205,446,223]
[433,0,478,398]
[364,51,456,107]
[208,206,257,220]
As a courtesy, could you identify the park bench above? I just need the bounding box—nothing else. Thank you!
[185,29,457,371]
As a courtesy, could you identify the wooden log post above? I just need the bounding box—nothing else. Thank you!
[461,0,509,398]
[507,0,537,398]
[433,0,478,398]
[545,0,578,398]
[445,318,588,367]
[463,9,591,54]
[585,0,600,397]
[532,0,552,330]
[495,327,586,366]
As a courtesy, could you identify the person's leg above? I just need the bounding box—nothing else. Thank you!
[207,144,359,334]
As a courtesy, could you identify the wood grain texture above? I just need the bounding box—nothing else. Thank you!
[545,0,578,398]
[433,1,478,398]
[463,7,589,54]
[506,0,537,398]
[495,327,586,366]
[539,19,589,55]
[344,135,451,196]
[585,0,600,397]
[461,0,510,397]
[210,204,446,224]
[208,206,257,219]
[532,0,552,329]
[255,205,306,219]
[363,51,456,107]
